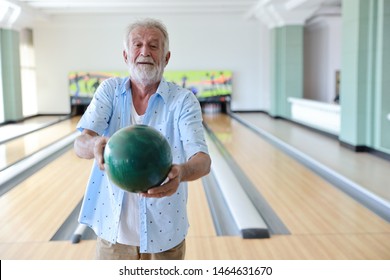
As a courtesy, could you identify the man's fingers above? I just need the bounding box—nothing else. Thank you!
[94,137,108,170]
[141,182,177,198]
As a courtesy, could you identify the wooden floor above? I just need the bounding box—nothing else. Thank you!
[0,113,389,260]
[0,115,68,143]
[0,117,79,170]
[234,112,390,203]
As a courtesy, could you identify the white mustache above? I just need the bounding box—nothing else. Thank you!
[136,57,154,64]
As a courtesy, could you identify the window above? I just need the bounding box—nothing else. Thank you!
[20,28,37,117]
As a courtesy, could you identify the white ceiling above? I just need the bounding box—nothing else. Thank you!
[14,0,341,16]
[1,0,341,29]
[15,0,260,15]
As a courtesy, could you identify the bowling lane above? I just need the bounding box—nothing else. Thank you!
[2,232,390,259]
[0,240,96,260]
[0,152,215,247]
[234,112,390,204]
[0,177,216,259]
[0,116,80,171]
[0,115,69,143]
[0,149,92,243]
[187,179,216,238]
[1,111,389,260]
[203,113,390,235]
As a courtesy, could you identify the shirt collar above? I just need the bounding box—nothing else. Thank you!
[123,77,170,103]
[155,78,169,103]
[122,77,130,94]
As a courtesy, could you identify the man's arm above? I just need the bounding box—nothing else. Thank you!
[177,152,211,182]
[74,129,108,170]
[142,152,211,198]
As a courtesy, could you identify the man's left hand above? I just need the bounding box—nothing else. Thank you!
[141,164,182,198]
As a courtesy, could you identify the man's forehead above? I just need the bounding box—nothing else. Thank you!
[130,27,163,40]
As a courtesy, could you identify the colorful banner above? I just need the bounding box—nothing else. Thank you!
[69,70,232,100]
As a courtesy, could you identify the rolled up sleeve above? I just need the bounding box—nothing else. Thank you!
[178,92,209,161]
[77,79,114,136]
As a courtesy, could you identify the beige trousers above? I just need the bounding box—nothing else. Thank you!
[96,237,186,260]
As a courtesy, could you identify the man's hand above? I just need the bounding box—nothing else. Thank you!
[93,136,108,170]
[141,152,211,198]
[141,164,182,198]
[74,129,108,170]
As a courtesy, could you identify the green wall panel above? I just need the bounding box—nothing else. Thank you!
[340,0,389,154]
[270,26,303,118]
[0,28,23,122]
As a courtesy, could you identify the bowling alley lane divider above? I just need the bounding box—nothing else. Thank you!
[202,172,241,236]
[0,131,80,196]
[205,127,290,236]
[204,129,273,239]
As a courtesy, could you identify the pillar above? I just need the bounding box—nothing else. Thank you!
[340,0,390,154]
[0,28,23,122]
[270,25,304,118]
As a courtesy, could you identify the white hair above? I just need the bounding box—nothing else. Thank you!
[123,18,169,55]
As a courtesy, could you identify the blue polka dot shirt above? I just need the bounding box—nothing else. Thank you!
[76,77,209,253]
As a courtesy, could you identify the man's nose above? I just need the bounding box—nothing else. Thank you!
[140,45,151,56]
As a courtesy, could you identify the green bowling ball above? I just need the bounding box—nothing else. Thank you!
[104,125,172,192]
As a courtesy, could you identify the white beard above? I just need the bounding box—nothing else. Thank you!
[128,57,165,86]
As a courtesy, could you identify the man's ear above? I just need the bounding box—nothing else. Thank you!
[165,51,171,66]
[123,50,128,63]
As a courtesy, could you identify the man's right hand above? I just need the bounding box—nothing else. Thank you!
[93,136,108,170]
[74,129,108,170]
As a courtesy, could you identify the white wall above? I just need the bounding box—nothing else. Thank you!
[33,14,269,114]
[304,15,341,103]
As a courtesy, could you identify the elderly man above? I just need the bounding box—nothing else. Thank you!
[74,18,211,260]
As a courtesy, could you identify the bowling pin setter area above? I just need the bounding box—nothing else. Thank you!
[0,113,390,260]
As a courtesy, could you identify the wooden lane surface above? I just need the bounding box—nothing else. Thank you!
[200,113,390,258]
[0,116,80,170]
[187,179,217,238]
[234,112,390,203]
[203,114,390,234]
[0,178,215,259]
[0,148,215,259]
[0,149,92,243]
[1,233,390,260]
[0,240,96,260]
[0,115,68,143]
[0,156,389,259]
[1,112,389,260]
[185,233,390,259]
[0,165,215,243]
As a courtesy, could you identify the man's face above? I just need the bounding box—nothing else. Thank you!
[124,26,170,86]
